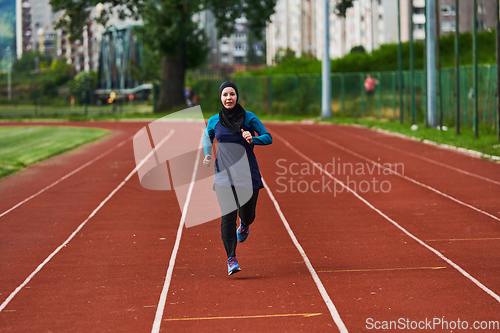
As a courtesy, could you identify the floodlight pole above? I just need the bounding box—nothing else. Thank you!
[497,0,500,141]
[435,0,442,129]
[473,0,479,138]
[322,0,332,118]
[398,0,403,124]
[426,0,437,127]
[410,0,415,124]
[455,0,460,135]
[6,47,11,100]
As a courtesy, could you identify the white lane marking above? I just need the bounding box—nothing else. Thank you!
[334,127,500,186]
[0,136,133,219]
[151,134,203,333]
[298,128,500,223]
[274,132,500,304]
[262,177,349,333]
[0,130,175,312]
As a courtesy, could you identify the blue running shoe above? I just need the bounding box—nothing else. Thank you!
[237,222,249,243]
[227,257,241,275]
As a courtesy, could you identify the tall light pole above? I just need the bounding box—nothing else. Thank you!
[473,0,478,137]
[410,0,415,124]
[426,0,437,126]
[496,0,500,141]
[435,0,442,129]
[455,0,460,135]
[6,46,12,100]
[398,0,403,124]
[322,0,332,118]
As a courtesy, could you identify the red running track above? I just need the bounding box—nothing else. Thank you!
[0,121,499,332]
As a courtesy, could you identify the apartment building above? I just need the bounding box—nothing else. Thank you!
[267,0,499,65]
[16,0,33,56]
[12,1,138,72]
[197,11,264,66]
[438,0,497,34]
[267,0,389,64]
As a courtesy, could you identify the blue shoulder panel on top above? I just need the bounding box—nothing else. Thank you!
[203,114,219,156]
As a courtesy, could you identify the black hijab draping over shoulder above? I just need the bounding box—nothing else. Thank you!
[218,81,245,134]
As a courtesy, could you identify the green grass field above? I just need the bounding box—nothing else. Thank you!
[319,118,500,159]
[0,126,109,178]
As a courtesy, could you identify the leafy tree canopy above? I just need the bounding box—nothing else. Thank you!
[50,0,276,61]
[334,0,355,17]
[50,0,278,111]
[13,51,53,74]
[240,30,498,76]
[350,45,366,54]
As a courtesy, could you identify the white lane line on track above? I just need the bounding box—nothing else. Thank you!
[273,132,500,304]
[0,130,175,313]
[151,134,203,333]
[0,136,133,220]
[334,127,500,186]
[298,127,500,223]
[262,177,349,333]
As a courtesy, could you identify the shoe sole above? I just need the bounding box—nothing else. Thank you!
[228,267,241,275]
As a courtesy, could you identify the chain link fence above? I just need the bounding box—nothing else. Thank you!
[0,72,145,118]
[192,65,498,130]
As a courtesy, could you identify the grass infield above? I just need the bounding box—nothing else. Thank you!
[319,118,500,159]
[0,126,109,179]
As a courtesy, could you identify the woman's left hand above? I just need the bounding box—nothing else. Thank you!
[241,129,253,144]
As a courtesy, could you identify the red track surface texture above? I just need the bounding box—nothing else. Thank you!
[0,121,499,332]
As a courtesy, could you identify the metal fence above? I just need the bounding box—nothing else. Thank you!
[0,72,143,118]
[192,64,499,130]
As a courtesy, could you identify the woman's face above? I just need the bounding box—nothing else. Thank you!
[221,87,237,109]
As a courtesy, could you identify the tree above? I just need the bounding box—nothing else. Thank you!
[13,51,52,74]
[350,45,366,54]
[68,70,98,104]
[50,0,277,112]
[274,47,297,65]
[334,0,355,18]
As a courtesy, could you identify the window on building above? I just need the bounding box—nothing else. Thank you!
[441,5,456,16]
[441,20,456,32]
[477,4,485,14]
[414,23,425,30]
[413,7,425,15]
[477,20,485,30]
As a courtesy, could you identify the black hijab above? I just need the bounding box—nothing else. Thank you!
[219,81,245,134]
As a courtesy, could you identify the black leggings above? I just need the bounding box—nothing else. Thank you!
[215,186,260,258]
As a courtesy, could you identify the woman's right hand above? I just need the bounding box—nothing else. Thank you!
[203,155,211,167]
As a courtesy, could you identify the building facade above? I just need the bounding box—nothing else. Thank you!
[16,0,33,56]
[266,0,388,64]
[13,1,139,72]
[266,0,499,65]
[197,11,264,67]
[438,0,497,34]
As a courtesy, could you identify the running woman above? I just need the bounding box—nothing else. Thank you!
[203,81,273,275]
